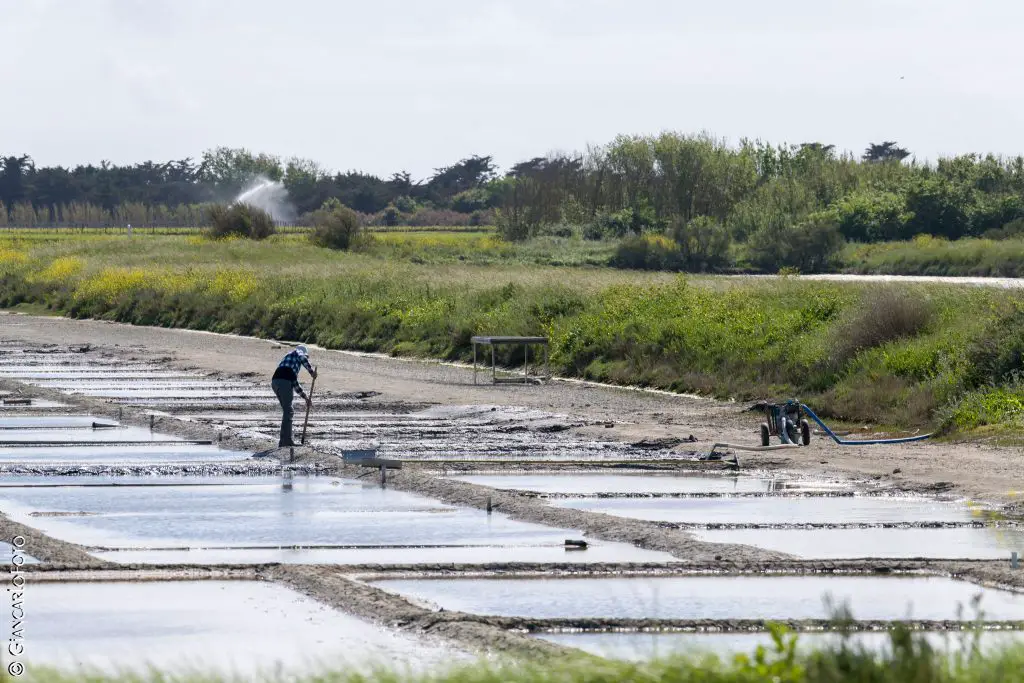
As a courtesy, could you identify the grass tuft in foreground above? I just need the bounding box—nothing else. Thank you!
[15,625,1024,683]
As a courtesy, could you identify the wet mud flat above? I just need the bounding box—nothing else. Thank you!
[4,338,1024,669]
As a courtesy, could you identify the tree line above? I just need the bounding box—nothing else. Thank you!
[0,147,499,227]
[4,136,1024,270]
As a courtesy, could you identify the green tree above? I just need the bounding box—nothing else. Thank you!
[862,141,911,163]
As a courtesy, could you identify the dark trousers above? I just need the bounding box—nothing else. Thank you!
[271,379,295,446]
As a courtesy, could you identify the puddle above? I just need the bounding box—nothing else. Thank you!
[372,576,1024,620]
[56,388,271,398]
[555,496,977,525]
[32,381,256,390]
[93,545,667,565]
[0,444,250,465]
[0,474,285,487]
[0,476,673,564]
[539,631,1024,661]
[22,580,463,677]
[0,371,202,380]
[0,427,186,443]
[695,528,1024,559]
[454,473,800,495]
[0,416,119,429]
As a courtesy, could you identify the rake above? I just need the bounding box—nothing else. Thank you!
[300,367,317,446]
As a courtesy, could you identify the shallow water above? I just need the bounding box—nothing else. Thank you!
[0,427,185,443]
[452,473,778,494]
[696,527,1024,560]
[22,580,464,677]
[59,388,272,398]
[94,543,668,565]
[0,443,250,464]
[555,496,977,525]
[32,380,256,390]
[540,630,1024,661]
[372,575,1024,620]
[0,416,119,429]
[0,476,673,563]
[0,371,201,380]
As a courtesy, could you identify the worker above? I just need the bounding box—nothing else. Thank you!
[271,344,317,447]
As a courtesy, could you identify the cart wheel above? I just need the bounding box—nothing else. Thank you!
[800,419,811,446]
[760,423,770,447]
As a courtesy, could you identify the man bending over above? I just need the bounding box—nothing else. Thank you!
[271,344,317,447]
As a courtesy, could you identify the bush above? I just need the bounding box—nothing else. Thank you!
[309,199,364,250]
[830,190,912,242]
[669,216,732,271]
[205,203,276,240]
[829,287,933,366]
[581,207,656,241]
[746,213,845,273]
[383,205,400,227]
[983,217,1024,240]
[966,307,1024,387]
[609,234,680,270]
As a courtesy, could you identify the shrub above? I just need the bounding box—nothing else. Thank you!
[942,384,1024,432]
[609,234,680,270]
[382,205,400,227]
[965,307,1024,387]
[451,188,491,213]
[746,213,845,273]
[829,287,933,366]
[669,216,732,271]
[830,190,912,242]
[309,199,364,250]
[983,217,1024,240]
[205,203,276,240]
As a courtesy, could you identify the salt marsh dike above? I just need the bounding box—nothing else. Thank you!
[2,311,1024,678]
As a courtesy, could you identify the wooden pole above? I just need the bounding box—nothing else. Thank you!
[300,368,317,445]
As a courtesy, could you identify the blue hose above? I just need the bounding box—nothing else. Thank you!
[800,404,934,445]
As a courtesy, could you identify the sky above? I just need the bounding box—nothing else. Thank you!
[3,0,1023,180]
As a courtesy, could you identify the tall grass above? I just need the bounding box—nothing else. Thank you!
[1,235,1021,432]
[845,236,1024,277]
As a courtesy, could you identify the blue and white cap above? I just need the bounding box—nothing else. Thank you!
[295,344,308,357]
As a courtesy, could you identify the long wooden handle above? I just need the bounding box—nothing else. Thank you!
[300,370,316,445]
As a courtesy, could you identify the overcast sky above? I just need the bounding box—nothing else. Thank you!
[3,0,1022,179]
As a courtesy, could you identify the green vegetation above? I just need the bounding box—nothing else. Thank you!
[844,236,1024,277]
[206,204,276,240]
[15,625,1024,683]
[4,135,1022,276]
[309,199,365,250]
[3,233,1024,436]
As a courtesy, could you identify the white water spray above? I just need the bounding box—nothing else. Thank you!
[233,176,295,223]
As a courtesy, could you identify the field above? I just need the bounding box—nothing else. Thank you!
[2,230,1024,435]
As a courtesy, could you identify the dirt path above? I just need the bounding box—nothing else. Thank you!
[3,311,1023,508]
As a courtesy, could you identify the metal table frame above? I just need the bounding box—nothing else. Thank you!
[471,336,550,384]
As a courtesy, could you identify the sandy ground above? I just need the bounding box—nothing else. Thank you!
[3,311,1022,508]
